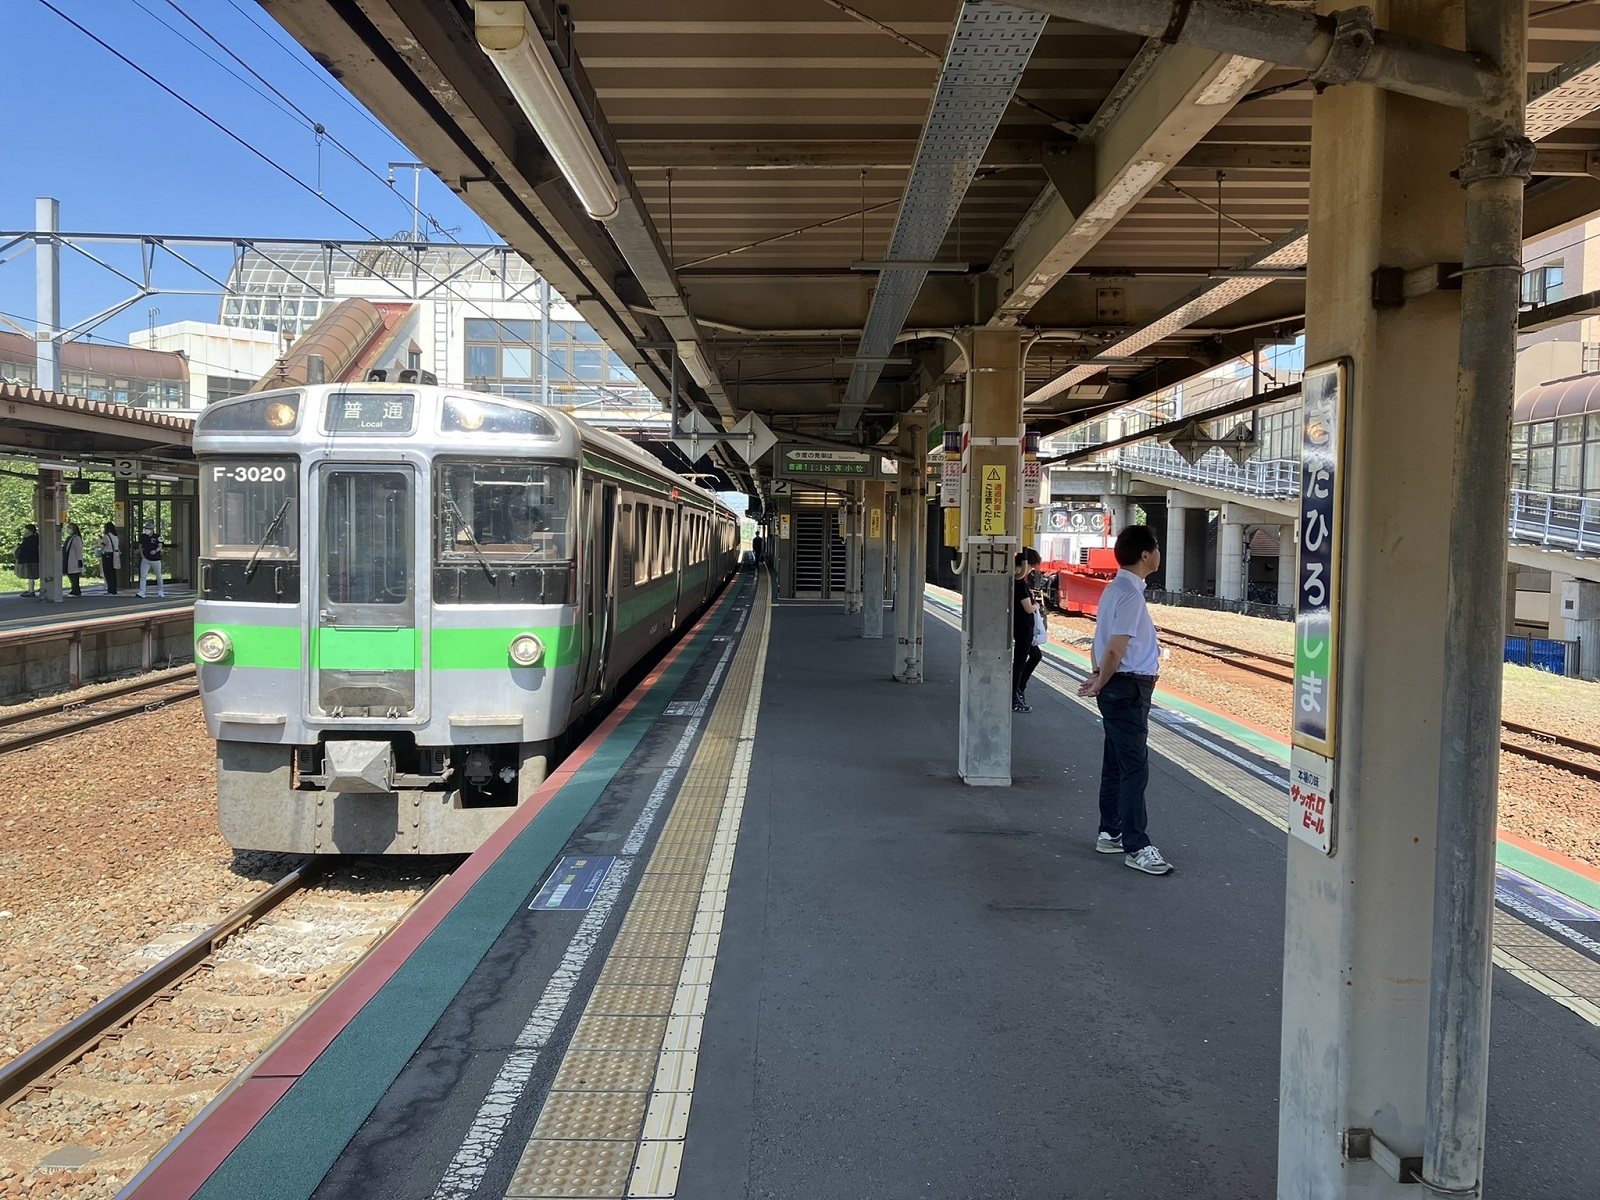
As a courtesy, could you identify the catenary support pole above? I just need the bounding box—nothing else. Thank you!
[958,328,1023,786]
[35,197,59,394]
[1424,1,1529,1194]
[862,480,887,638]
[1278,1,1471,1193]
[895,413,928,681]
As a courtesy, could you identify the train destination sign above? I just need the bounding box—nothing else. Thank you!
[776,445,896,480]
[324,391,417,434]
[1290,358,1349,856]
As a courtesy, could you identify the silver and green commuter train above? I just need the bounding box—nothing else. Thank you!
[193,381,739,855]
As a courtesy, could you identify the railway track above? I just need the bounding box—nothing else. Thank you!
[0,667,198,756]
[0,858,446,1192]
[1147,625,1600,784]
[0,860,324,1109]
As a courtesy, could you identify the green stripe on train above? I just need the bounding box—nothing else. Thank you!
[197,624,581,670]
[432,624,580,669]
[196,624,302,669]
[312,627,421,671]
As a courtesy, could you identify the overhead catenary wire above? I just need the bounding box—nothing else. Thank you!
[28,0,645,408]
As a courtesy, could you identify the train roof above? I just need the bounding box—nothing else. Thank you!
[193,383,732,513]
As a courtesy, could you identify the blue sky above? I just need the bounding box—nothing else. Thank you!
[0,0,497,347]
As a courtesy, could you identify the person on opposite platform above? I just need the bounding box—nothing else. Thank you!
[1012,550,1044,712]
[137,521,165,598]
[98,522,121,596]
[1077,525,1173,876]
[61,523,84,598]
[13,524,39,597]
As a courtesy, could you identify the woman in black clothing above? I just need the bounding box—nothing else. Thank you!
[1012,550,1044,712]
[14,524,40,597]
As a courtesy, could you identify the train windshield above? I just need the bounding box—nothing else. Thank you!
[434,460,573,565]
[201,459,298,560]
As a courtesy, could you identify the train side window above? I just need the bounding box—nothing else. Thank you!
[619,504,634,583]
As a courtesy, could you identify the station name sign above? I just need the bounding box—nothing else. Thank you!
[775,445,897,481]
[1289,358,1349,856]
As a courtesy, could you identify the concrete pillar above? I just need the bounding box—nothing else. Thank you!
[1278,8,1474,1193]
[843,483,862,614]
[1278,523,1298,609]
[1546,569,1572,631]
[894,414,928,682]
[1218,519,1245,601]
[862,480,887,639]
[775,497,793,599]
[958,328,1022,786]
[1100,492,1132,536]
[37,469,62,603]
[1164,492,1189,593]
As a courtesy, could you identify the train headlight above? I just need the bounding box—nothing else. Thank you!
[509,633,545,666]
[196,629,233,663]
[265,400,297,429]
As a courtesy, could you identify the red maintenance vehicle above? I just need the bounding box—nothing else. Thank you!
[1034,504,1119,616]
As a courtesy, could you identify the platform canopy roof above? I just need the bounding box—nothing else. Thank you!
[0,382,194,463]
[265,0,1600,475]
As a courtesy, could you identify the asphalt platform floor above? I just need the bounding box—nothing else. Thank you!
[262,588,1600,1199]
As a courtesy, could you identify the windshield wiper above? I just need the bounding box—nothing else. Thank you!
[445,496,497,583]
[243,499,292,582]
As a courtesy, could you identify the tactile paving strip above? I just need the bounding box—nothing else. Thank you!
[501,576,774,1198]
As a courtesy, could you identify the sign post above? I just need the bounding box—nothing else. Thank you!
[1289,359,1350,855]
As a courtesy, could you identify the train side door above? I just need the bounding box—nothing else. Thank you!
[309,465,423,721]
[585,482,619,701]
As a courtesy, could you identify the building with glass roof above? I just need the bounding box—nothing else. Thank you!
[213,242,651,409]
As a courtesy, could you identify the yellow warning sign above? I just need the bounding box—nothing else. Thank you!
[779,514,791,539]
[869,508,882,539]
[979,465,1007,535]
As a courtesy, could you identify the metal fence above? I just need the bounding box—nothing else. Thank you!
[1508,490,1600,555]
[1111,443,1301,500]
[1503,635,1579,676]
[1148,589,1293,622]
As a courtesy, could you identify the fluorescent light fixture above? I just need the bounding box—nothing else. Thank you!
[474,2,620,221]
[675,340,717,390]
[1195,55,1267,106]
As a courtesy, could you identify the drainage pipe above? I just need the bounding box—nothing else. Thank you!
[1424,0,1530,1195]
[1009,0,1493,109]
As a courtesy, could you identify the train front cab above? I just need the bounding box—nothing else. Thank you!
[197,388,584,855]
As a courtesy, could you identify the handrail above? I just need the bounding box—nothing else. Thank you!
[1508,489,1600,555]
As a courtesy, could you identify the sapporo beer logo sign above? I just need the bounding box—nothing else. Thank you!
[1288,359,1349,856]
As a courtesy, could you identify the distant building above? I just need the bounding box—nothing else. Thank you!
[130,242,654,411]
[0,329,188,409]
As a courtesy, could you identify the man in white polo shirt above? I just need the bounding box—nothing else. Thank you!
[1078,525,1172,876]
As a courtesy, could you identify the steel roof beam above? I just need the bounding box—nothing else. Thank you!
[619,140,1318,172]
[834,1,1049,433]
[987,43,1272,327]
[1024,225,1309,408]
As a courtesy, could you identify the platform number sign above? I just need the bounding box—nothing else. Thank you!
[1290,358,1349,856]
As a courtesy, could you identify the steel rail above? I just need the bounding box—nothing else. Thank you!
[0,666,196,732]
[0,677,200,755]
[0,860,326,1110]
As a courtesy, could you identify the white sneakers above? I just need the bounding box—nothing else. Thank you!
[1094,833,1122,854]
[1124,845,1173,875]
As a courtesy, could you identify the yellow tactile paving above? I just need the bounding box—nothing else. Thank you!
[586,986,677,1017]
[502,576,773,1199]
[551,1051,659,1093]
[531,1091,650,1142]
[598,957,687,988]
[507,1138,636,1199]
[568,1015,670,1053]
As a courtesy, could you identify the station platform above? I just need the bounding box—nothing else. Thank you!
[0,588,193,635]
[121,570,1600,1200]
